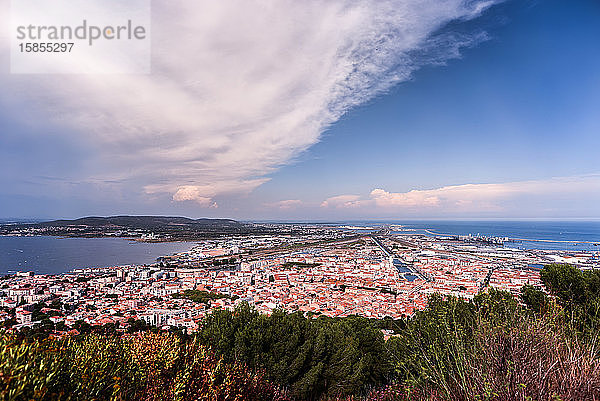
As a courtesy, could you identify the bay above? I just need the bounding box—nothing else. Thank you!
[0,236,196,275]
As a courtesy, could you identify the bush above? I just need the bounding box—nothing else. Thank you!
[383,286,600,401]
[540,263,600,335]
[519,284,549,314]
[0,331,289,401]
[196,303,391,400]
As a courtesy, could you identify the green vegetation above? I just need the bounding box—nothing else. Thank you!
[196,305,390,400]
[1,264,600,400]
[172,289,236,304]
[378,264,600,401]
[281,262,322,269]
[519,283,549,314]
[211,257,237,266]
[0,332,288,401]
[540,263,600,334]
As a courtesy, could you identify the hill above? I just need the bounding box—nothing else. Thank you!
[0,215,248,240]
[35,215,242,229]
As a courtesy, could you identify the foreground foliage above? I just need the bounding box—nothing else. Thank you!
[0,332,289,401]
[383,289,600,401]
[196,305,390,399]
[2,263,600,400]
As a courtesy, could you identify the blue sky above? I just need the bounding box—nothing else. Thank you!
[1,0,599,220]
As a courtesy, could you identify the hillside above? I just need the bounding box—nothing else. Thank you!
[2,264,600,400]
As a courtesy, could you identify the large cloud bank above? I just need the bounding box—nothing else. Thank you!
[320,175,600,216]
[1,0,500,207]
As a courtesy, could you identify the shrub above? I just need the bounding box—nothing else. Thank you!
[0,331,289,401]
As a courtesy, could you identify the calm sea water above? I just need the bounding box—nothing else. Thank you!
[329,220,599,252]
[0,236,196,275]
[384,220,599,252]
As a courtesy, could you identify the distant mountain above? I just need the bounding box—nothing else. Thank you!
[0,215,247,239]
[35,216,242,229]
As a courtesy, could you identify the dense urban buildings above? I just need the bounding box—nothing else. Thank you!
[2,226,597,335]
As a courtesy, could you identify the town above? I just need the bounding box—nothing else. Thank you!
[1,227,598,336]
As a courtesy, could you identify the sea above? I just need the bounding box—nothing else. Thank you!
[347,220,600,252]
[1,220,598,276]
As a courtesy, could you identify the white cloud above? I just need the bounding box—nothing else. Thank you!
[370,188,441,208]
[0,0,501,207]
[321,194,364,208]
[321,175,600,214]
[266,199,303,210]
[172,186,218,208]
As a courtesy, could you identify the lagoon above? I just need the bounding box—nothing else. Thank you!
[0,236,196,275]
